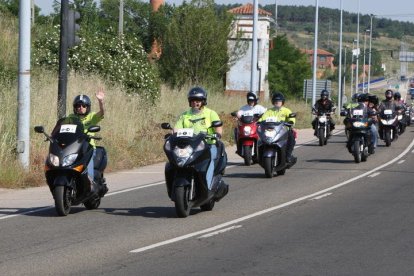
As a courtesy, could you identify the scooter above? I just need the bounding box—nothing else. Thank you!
[231,111,260,166]
[34,117,108,216]
[161,121,228,218]
[257,113,296,178]
[378,108,399,147]
[341,108,373,163]
[312,108,334,146]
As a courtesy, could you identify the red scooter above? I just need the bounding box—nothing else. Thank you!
[231,111,260,166]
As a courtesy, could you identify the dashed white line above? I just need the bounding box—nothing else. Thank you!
[198,225,242,239]
[398,160,405,164]
[310,193,332,200]
[368,172,381,178]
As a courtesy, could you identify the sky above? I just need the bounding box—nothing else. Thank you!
[34,0,414,23]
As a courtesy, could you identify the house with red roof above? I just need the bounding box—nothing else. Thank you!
[301,48,335,70]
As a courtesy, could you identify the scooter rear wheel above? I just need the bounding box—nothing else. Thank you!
[53,186,71,216]
[200,199,215,211]
[353,140,361,163]
[84,197,101,210]
[318,128,325,146]
[174,186,191,218]
[385,130,391,147]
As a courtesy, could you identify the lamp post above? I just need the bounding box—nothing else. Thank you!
[362,29,370,92]
[312,0,319,106]
[343,45,347,102]
[367,14,373,93]
[355,0,360,94]
[350,39,356,96]
[337,0,343,113]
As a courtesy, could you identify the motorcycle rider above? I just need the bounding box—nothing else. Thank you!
[259,92,297,166]
[393,91,407,134]
[234,92,266,154]
[174,87,228,195]
[67,88,107,195]
[312,89,336,135]
[358,93,378,153]
[236,92,267,118]
[378,89,398,140]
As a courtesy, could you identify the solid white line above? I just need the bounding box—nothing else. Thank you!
[368,172,381,178]
[397,160,405,164]
[310,193,332,200]
[198,225,242,239]
[0,206,54,220]
[411,149,414,153]
[130,137,414,254]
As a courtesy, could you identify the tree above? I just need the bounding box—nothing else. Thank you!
[158,0,234,88]
[268,35,312,98]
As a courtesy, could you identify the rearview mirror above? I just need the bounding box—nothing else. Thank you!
[340,110,347,117]
[34,126,44,133]
[211,121,223,128]
[288,113,296,118]
[161,123,172,129]
[88,126,101,133]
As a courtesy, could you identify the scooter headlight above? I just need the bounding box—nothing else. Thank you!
[62,153,78,167]
[49,153,59,167]
[353,121,367,128]
[265,128,276,138]
[195,141,205,152]
[164,140,171,151]
[243,126,252,136]
[174,145,193,158]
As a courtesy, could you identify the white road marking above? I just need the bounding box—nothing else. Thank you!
[397,160,405,164]
[129,137,414,254]
[368,172,381,178]
[310,193,332,200]
[411,149,414,153]
[198,225,242,239]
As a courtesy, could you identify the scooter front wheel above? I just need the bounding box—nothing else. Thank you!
[53,186,71,216]
[353,140,361,163]
[174,186,191,218]
[384,130,391,147]
[243,145,253,166]
[264,157,274,178]
[318,128,325,146]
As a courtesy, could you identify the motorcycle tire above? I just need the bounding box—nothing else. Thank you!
[318,128,325,146]
[174,186,191,218]
[200,199,215,212]
[385,130,391,147]
[84,197,101,210]
[53,186,71,216]
[264,157,274,178]
[353,140,361,163]
[361,145,368,162]
[243,145,253,166]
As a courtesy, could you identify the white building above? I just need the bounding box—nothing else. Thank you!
[226,3,273,100]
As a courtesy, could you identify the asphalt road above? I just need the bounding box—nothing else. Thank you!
[1,126,414,275]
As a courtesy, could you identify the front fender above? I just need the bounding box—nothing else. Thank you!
[53,175,69,187]
[263,147,276,158]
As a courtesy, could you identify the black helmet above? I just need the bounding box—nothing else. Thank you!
[357,93,369,103]
[271,92,285,104]
[368,94,379,105]
[351,93,360,103]
[246,92,258,104]
[320,89,329,100]
[393,91,401,100]
[385,89,393,100]
[187,87,207,106]
[73,94,91,115]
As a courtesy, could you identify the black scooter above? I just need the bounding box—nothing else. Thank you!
[161,121,228,218]
[34,117,108,216]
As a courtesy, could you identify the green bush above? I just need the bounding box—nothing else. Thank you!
[33,26,160,102]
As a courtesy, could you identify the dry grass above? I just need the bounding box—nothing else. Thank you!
[1,69,315,188]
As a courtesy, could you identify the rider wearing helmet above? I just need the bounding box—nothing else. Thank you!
[259,92,297,166]
[174,87,228,194]
[378,89,396,112]
[393,91,407,134]
[67,88,106,194]
[236,92,267,118]
[312,89,336,135]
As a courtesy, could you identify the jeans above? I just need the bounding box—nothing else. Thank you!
[206,145,217,190]
[87,149,96,182]
[371,124,378,148]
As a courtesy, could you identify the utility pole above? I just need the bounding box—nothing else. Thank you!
[312,0,319,106]
[119,0,124,36]
[355,0,360,94]
[17,0,31,170]
[337,0,343,114]
[274,0,278,37]
[58,0,69,119]
[250,0,259,96]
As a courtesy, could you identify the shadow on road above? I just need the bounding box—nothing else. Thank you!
[306,159,355,164]
[102,206,196,218]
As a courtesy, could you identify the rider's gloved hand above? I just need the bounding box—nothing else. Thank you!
[215,133,222,139]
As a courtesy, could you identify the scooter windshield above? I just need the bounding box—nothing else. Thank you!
[51,117,85,145]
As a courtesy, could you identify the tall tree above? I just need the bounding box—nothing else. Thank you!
[268,34,312,98]
[158,0,234,88]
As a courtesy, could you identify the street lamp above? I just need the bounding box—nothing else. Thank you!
[355,0,360,94]
[367,14,374,93]
[351,39,357,96]
[362,29,370,92]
